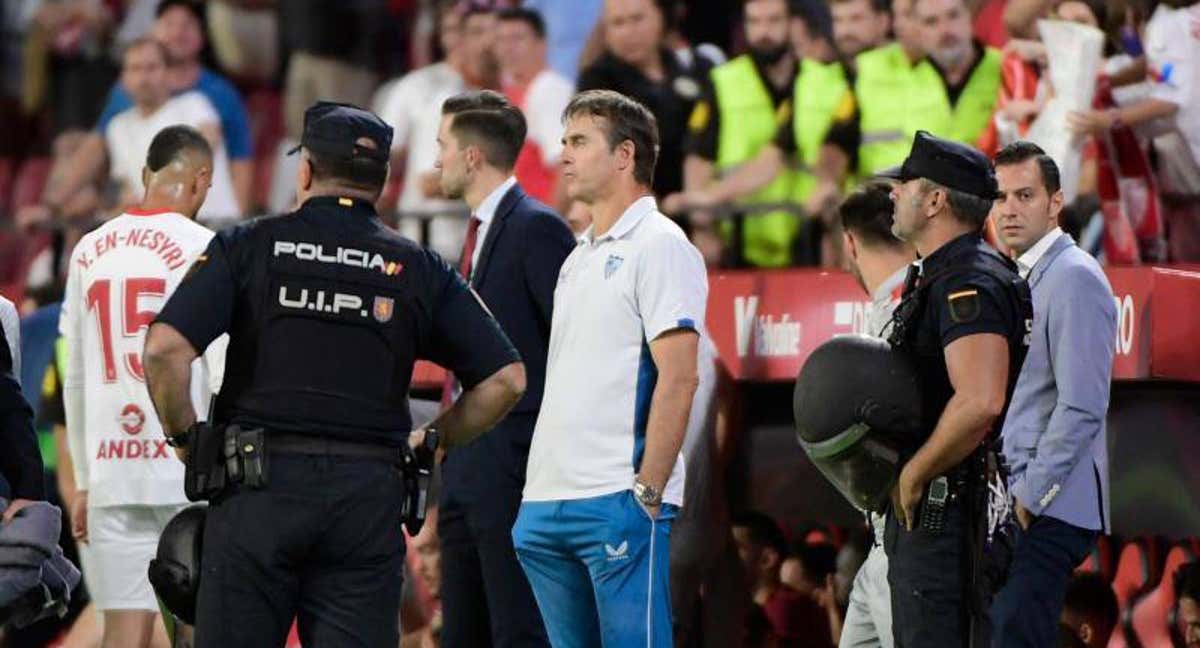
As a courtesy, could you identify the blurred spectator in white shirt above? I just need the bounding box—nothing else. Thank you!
[377,4,496,260]
[106,38,239,222]
[495,7,573,209]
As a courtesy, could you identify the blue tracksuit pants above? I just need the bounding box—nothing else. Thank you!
[512,490,677,648]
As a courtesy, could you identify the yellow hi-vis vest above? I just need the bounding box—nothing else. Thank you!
[855,43,1001,176]
[711,55,848,267]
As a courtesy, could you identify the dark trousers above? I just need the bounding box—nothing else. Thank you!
[886,499,970,648]
[439,413,549,648]
[990,516,1098,648]
[195,453,407,648]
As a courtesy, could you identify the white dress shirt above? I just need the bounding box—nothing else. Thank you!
[0,297,19,381]
[870,266,910,338]
[470,176,518,276]
[1016,227,1063,278]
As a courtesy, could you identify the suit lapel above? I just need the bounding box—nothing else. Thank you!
[472,184,522,288]
[1028,233,1075,290]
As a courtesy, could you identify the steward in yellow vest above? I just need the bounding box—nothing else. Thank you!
[853,40,1001,176]
[671,0,865,268]
[674,59,857,266]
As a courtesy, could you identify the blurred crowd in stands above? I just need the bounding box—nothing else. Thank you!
[1,0,1199,645]
[1,0,1198,307]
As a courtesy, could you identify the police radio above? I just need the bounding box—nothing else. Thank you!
[919,475,950,534]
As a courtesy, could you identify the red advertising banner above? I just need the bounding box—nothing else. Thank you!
[1105,267,1155,380]
[1148,268,1200,382]
[705,270,865,382]
[413,266,1200,388]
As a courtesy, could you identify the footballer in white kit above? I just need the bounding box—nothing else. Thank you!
[60,126,226,628]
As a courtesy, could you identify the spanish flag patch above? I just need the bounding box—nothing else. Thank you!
[183,255,209,281]
[947,289,980,323]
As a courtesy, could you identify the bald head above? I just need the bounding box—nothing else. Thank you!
[141,125,213,219]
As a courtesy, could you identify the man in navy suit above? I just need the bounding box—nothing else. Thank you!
[2,297,44,523]
[429,89,575,647]
[989,141,1117,648]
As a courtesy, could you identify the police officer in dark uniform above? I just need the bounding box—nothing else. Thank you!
[878,131,1031,648]
[143,102,526,648]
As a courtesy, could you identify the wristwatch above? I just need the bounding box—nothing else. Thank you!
[633,480,662,508]
[164,421,202,449]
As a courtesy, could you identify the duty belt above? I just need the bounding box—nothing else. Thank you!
[267,432,405,464]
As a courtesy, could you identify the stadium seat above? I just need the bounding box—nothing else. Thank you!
[1079,535,1118,581]
[1131,543,1195,648]
[11,157,50,211]
[0,230,51,305]
[0,157,14,218]
[1113,538,1164,609]
[1109,537,1166,648]
[247,89,284,212]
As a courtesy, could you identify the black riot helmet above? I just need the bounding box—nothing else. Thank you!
[148,505,207,624]
[794,335,924,513]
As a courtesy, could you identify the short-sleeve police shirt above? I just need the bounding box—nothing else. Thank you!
[898,233,1028,436]
[156,196,519,443]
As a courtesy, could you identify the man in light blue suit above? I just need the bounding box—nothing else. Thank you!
[989,141,1117,648]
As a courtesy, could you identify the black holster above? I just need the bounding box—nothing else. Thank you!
[183,424,267,501]
[400,434,437,536]
[965,444,1018,648]
[183,422,225,502]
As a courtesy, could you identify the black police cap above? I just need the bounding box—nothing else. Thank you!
[288,101,393,165]
[877,131,999,200]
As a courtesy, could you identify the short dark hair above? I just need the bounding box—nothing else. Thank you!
[156,0,204,23]
[563,89,659,186]
[123,36,169,65]
[789,0,835,43]
[994,140,1062,196]
[840,182,906,249]
[732,511,788,558]
[1063,572,1118,638]
[791,541,838,584]
[442,90,527,171]
[497,7,546,38]
[308,142,388,194]
[919,179,994,230]
[146,125,212,172]
[1177,561,1200,605]
[463,1,496,21]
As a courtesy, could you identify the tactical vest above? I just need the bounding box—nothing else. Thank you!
[887,240,1032,445]
[712,56,848,267]
[856,44,1002,176]
[213,200,437,445]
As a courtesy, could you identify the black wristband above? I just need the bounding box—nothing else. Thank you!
[164,432,189,449]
